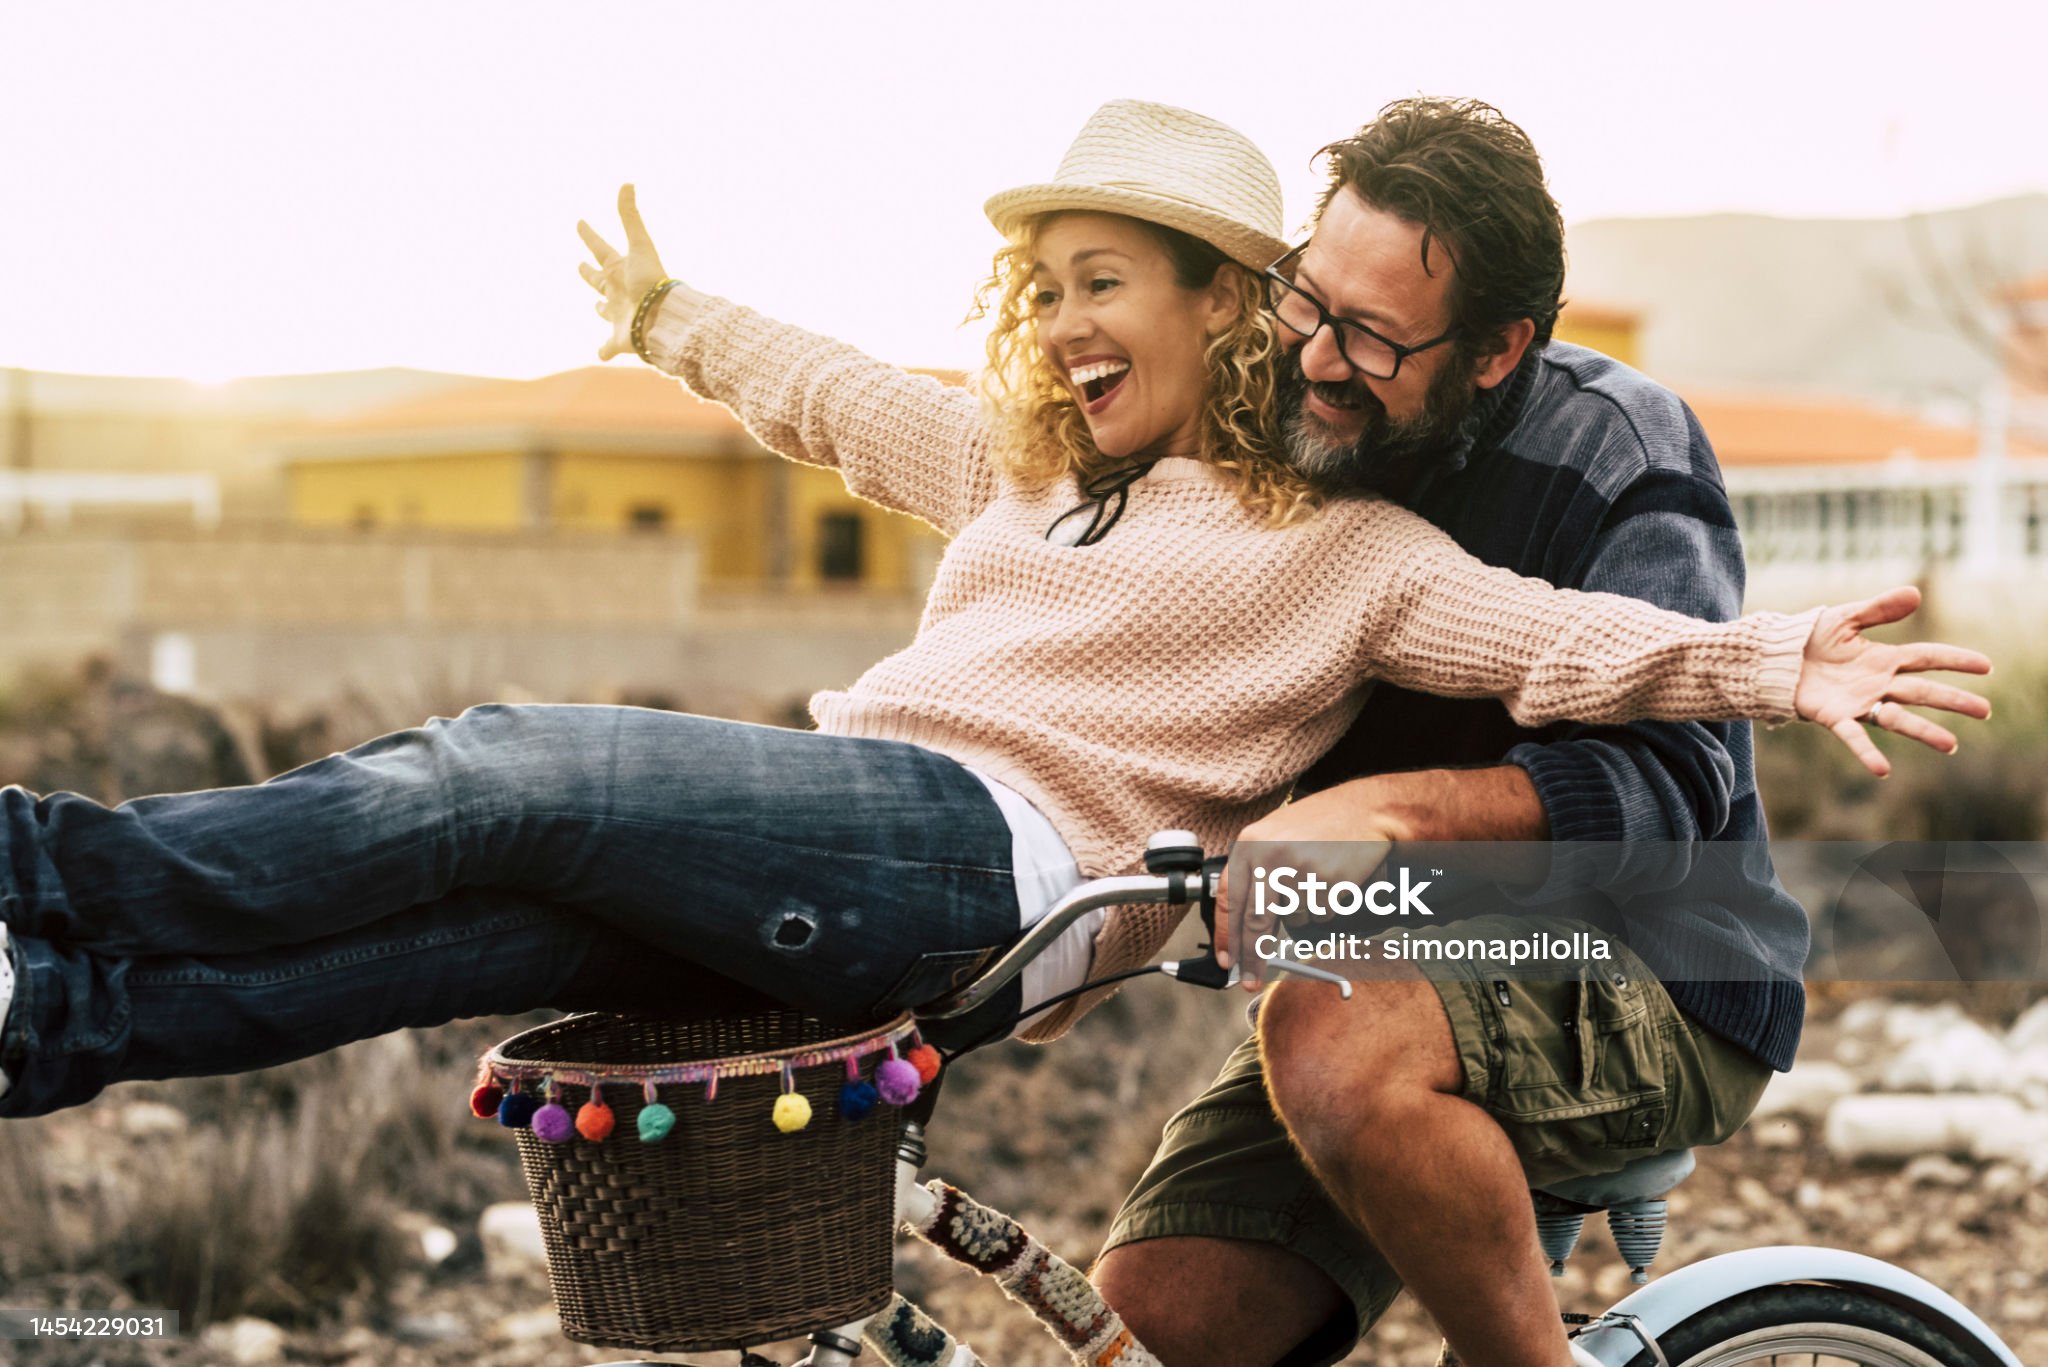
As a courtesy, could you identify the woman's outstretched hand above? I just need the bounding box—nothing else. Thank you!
[577,184,702,362]
[1796,586,1992,777]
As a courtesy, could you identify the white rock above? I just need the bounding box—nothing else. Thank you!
[2007,1045,2048,1089]
[494,1308,565,1343]
[200,1316,286,1365]
[1881,1002,1968,1046]
[390,1210,458,1266]
[419,1224,459,1265]
[1970,1110,2048,1178]
[1880,1021,2011,1092]
[1902,1154,1975,1187]
[1754,1062,1858,1119]
[480,1201,548,1275]
[117,1101,189,1137]
[2007,1000,2048,1053]
[1982,1164,2030,1198]
[1837,998,1893,1037]
[392,1312,466,1344]
[1825,1094,2027,1160]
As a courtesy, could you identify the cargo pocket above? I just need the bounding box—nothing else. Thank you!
[1572,966,1670,1151]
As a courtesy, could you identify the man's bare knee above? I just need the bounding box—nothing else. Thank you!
[1094,1236,1345,1367]
[1260,976,1463,1171]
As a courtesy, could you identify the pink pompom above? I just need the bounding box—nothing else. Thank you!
[532,1102,575,1143]
[876,1057,921,1106]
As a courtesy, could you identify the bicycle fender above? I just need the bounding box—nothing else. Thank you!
[1568,1245,2022,1367]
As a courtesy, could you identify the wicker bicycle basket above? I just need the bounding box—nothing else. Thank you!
[481,1010,908,1353]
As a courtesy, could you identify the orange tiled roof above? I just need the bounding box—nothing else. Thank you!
[1685,391,2045,466]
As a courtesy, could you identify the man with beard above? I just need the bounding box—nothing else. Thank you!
[1090,99,1808,1367]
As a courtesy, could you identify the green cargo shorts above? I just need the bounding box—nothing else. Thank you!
[1101,915,1774,1366]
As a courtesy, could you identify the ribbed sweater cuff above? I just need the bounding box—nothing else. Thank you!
[640,292,742,378]
[1509,741,1628,843]
[1744,607,1822,722]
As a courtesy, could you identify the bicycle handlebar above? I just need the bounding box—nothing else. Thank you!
[916,832,1353,1022]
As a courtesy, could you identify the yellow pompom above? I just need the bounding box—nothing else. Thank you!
[772,1092,813,1133]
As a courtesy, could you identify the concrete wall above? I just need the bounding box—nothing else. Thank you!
[0,526,924,713]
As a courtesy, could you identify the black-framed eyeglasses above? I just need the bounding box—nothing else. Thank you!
[1262,245,1458,381]
[1045,460,1157,547]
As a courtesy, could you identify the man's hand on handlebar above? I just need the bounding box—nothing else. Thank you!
[1215,788,1399,990]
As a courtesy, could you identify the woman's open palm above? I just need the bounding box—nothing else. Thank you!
[577,184,681,361]
[1796,586,1992,776]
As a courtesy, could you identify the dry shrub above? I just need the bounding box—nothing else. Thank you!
[0,1026,530,1330]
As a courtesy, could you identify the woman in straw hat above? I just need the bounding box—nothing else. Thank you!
[0,103,1988,1116]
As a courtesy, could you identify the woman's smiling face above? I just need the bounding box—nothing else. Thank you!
[1029,213,1241,462]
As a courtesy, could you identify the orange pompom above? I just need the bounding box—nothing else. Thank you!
[575,1099,616,1142]
[906,1043,942,1085]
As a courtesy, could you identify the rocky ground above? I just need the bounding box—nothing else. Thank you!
[3,669,2043,1365]
[6,978,2045,1367]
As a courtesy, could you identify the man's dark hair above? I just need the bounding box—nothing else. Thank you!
[1315,97,1566,354]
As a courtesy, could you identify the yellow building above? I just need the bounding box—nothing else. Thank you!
[283,366,950,591]
[1552,301,1641,369]
[279,306,1645,593]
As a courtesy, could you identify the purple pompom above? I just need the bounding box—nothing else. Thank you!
[532,1102,575,1143]
[876,1057,921,1106]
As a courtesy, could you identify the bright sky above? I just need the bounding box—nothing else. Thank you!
[2,1,2043,382]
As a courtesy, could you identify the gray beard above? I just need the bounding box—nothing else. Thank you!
[1274,351,1477,498]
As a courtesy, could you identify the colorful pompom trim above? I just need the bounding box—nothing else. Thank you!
[476,1015,922,1146]
[773,1092,812,1133]
[772,1063,812,1133]
[532,1102,575,1143]
[839,1079,879,1120]
[839,1057,878,1120]
[575,1096,615,1142]
[876,1041,921,1106]
[638,1079,675,1142]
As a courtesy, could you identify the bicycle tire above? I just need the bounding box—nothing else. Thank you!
[1619,1285,1988,1367]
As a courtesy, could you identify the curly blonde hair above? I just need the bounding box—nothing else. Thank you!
[970,214,1322,528]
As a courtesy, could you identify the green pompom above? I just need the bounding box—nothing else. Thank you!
[637,1101,676,1142]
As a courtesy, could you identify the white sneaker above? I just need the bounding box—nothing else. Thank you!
[0,921,14,1100]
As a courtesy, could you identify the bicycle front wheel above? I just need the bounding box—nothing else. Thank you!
[1622,1285,1987,1367]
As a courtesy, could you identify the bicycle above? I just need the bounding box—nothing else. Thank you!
[536,831,2022,1367]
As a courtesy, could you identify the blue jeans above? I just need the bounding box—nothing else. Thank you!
[0,704,1021,1117]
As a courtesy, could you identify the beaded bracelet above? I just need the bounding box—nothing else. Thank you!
[629,277,682,364]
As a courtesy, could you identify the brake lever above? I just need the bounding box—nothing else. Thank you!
[1167,856,1352,997]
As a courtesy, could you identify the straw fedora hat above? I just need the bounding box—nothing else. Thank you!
[984,100,1289,271]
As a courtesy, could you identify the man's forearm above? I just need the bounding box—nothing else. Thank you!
[1351,765,1550,841]
[1266,765,1551,844]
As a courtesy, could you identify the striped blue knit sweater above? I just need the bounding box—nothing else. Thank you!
[1299,342,1808,1071]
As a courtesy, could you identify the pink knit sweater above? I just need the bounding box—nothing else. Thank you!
[645,299,1817,1038]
